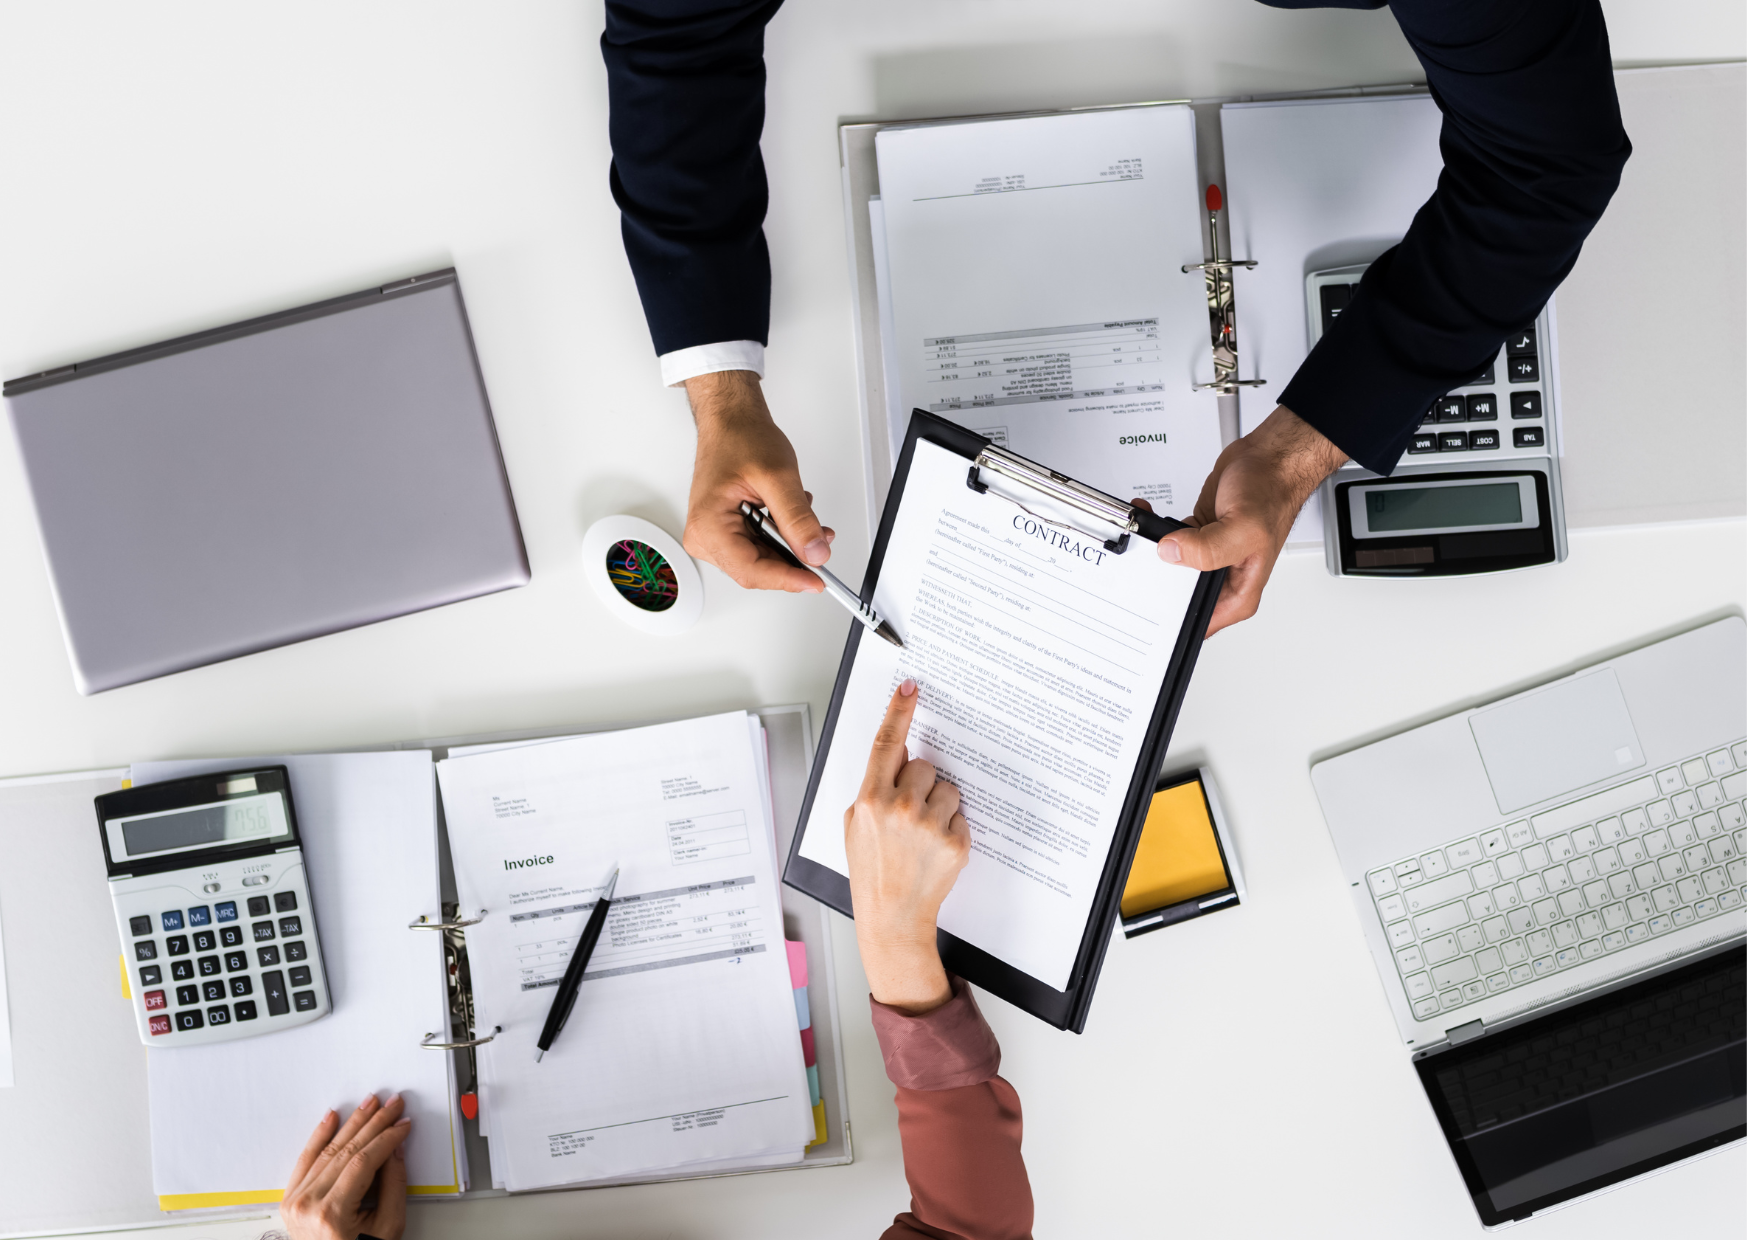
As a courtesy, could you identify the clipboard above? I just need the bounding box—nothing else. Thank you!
[783,410,1226,1032]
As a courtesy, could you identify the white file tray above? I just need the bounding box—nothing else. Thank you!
[0,705,848,1237]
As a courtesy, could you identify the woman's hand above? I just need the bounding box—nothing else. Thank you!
[845,679,971,1014]
[280,1093,411,1240]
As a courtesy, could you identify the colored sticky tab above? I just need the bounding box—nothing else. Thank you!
[807,1062,821,1106]
[799,1024,816,1067]
[785,939,808,988]
[119,954,132,1000]
[808,1099,827,1148]
[792,985,811,1031]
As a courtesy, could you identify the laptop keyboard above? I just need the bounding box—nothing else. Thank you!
[1368,742,1748,1023]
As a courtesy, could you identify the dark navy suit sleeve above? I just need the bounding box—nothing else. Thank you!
[602,0,782,357]
[1266,0,1630,474]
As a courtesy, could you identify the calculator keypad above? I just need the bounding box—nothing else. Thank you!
[123,873,325,1042]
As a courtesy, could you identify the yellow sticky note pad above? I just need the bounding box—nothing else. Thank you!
[1121,779,1229,918]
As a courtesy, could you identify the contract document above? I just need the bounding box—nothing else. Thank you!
[873,105,1221,521]
[437,712,813,1191]
[796,438,1201,990]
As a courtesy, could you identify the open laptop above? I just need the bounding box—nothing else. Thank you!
[1313,616,1745,1226]
[3,270,528,693]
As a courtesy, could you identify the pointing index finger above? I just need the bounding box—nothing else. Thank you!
[861,679,919,797]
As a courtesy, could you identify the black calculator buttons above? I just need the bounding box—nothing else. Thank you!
[207,1005,231,1025]
[257,945,280,967]
[139,965,162,985]
[198,956,221,977]
[187,906,211,927]
[1408,432,1438,454]
[284,940,307,962]
[1514,426,1546,448]
[262,971,290,1016]
[176,1010,204,1031]
[289,966,312,987]
[166,935,189,956]
[193,930,216,952]
[279,916,302,937]
[252,921,276,942]
[216,901,238,923]
[275,891,298,912]
[161,910,184,932]
[1438,431,1469,452]
[234,1000,258,1021]
[171,959,195,981]
[130,915,153,937]
[1511,391,1542,419]
[1465,394,1497,421]
[247,896,271,918]
[176,984,199,1006]
[230,975,253,997]
[220,926,243,948]
[202,980,226,1002]
[1508,355,1539,383]
[293,991,318,1012]
[1434,397,1466,423]
[1506,328,1537,356]
[134,940,158,961]
[1468,428,1500,450]
[225,951,248,972]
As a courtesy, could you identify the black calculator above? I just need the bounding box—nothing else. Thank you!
[97,767,331,1046]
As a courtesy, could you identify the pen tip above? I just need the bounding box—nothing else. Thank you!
[535,1049,543,1063]
[877,622,904,649]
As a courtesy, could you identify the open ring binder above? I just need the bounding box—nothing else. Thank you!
[409,910,487,929]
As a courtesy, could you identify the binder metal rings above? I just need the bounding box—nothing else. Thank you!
[408,910,486,929]
[421,1025,501,1049]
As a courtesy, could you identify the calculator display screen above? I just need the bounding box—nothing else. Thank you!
[1365,482,1522,532]
[110,792,291,861]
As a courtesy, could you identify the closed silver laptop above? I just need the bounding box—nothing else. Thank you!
[4,270,528,693]
[1314,616,1745,1225]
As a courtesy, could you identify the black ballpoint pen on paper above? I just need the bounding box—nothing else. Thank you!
[738,501,903,648]
[535,867,618,1063]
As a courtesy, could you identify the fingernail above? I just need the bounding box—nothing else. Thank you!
[824,530,836,544]
[1156,538,1182,564]
[900,677,916,697]
[360,1095,379,1112]
[802,538,830,566]
[395,1117,411,1127]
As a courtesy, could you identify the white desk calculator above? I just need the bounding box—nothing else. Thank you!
[1306,264,1568,578]
[97,766,331,1045]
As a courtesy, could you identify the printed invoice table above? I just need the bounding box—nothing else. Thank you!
[0,3,1740,1237]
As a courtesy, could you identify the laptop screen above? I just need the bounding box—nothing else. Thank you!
[1416,944,1745,1227]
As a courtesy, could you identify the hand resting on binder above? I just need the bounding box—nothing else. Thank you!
[280,1092,411,1240]
[1152,405,1348,636]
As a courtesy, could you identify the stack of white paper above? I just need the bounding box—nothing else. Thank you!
[135,751,464,1206]
[437,712,813,1191]
[872,104,1222,522]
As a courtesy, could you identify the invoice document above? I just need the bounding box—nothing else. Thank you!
[437,712,813,1190]
[797,439,1200,989]
[873,105,1221,521]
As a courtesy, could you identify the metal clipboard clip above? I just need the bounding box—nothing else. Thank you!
[410,903,499,1049]
[965,442,1140,555]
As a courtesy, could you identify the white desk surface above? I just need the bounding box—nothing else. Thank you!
[0,3,1742,1237]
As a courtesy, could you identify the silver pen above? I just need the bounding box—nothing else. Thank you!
[739,502,902,648]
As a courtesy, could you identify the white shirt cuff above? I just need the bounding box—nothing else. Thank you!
[658,340,766,387]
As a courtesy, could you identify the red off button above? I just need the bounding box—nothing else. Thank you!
[143,989,167,1012]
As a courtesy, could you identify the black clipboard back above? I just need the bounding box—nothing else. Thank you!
[783,411,1225,1031]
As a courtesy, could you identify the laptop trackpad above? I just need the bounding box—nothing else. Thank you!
[1470,670,1645,814]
